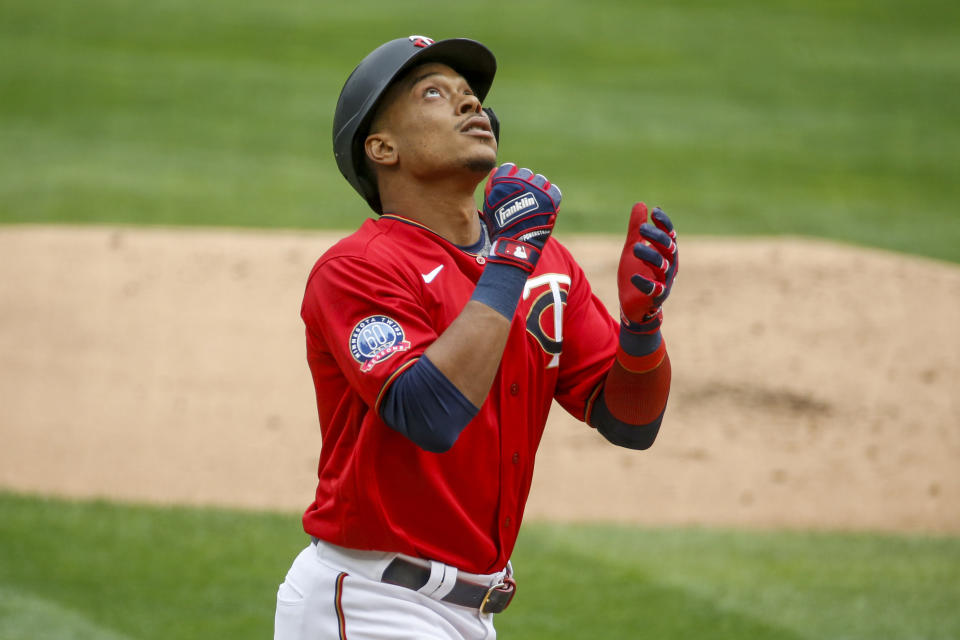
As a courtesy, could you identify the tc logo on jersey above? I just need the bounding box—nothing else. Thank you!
[523,273,571,368]
[349,316,411,372]
[495,193,538,227]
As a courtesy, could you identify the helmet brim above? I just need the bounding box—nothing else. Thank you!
[392,38,497,104]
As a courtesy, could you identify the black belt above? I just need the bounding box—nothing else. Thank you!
[381,557,517,614]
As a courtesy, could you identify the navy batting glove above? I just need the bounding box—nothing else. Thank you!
[480,163,561,273]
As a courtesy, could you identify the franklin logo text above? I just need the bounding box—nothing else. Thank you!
[496,193,538,227]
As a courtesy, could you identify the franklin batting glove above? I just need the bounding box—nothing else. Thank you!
[480,163,561,273]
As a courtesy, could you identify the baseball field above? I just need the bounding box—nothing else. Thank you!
[2,0,959,638]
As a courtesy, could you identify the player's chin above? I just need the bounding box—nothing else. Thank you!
[464,156,497,174]
[462,145,498,174]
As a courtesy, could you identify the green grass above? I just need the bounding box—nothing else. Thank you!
[1,492,958,639]
[1,0,958,261]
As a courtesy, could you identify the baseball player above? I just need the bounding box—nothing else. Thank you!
[275,35,678,639]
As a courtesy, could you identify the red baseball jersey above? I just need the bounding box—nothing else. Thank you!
[300,214,619,574]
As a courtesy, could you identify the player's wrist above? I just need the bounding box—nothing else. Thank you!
[616,328,666,372]
[619,318,663,356]
[470,260,529,320]
[620,306,663,334]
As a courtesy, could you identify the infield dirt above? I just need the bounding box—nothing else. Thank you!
[1,226,957,532]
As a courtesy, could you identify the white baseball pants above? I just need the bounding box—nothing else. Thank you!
[274,539,506,639]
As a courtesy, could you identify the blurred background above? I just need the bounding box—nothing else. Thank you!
[2,0,958,256]
[1,0,958,638]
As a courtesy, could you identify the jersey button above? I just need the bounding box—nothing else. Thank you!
[510,383,519,396]
[512,452,520,465]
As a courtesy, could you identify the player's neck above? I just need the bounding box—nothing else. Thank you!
[381,179,482,246]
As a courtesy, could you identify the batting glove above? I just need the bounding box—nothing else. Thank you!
[480,163,561,273]
[618,203,678,333]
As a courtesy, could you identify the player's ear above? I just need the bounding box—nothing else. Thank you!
[365,132,398,167]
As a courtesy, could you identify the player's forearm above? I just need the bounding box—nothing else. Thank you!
[379,266,524,452]
[428,161,559,404]
[602,338,671,423]
[377,301,511,453]
[424,299,512,406]
[589,330,672,450]
[425,250,533,405]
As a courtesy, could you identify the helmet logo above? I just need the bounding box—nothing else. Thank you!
[408,35,434,48]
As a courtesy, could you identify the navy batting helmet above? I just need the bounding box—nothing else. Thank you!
[332,35,498,213]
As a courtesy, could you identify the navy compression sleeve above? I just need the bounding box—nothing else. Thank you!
[590,394,665,450]
[378,355,480,453]
[470,261,528,320]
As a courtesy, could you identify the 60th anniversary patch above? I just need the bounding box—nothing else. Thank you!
[350,315,411,372]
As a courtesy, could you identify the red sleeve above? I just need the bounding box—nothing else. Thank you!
[551,248,620,421]
[301,254,436,411]
[601,344,671,425]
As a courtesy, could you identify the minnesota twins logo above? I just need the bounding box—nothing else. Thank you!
[349,316,411,372]
[523,273,571,368]
[408,35,434,48]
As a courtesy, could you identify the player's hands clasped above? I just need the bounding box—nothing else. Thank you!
[618,203,678,332]
[481,163,561,273]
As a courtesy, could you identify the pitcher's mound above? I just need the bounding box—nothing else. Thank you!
[1,226,957,532]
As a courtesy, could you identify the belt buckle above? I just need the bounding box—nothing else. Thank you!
[480,576,517,614]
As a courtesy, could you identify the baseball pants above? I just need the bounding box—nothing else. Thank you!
[274,539,507,639]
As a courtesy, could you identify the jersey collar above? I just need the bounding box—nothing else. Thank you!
[380,213,487,257]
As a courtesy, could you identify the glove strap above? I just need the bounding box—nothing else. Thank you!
[487,238,540,273]
[620,308,663,335]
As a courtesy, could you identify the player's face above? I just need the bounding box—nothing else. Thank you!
[376,63,497,178]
